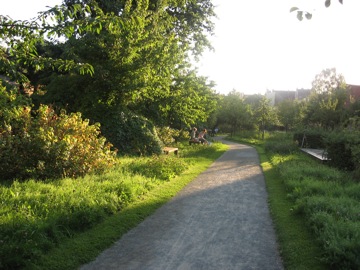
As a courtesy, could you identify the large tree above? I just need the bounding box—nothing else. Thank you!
[28,0,217,124]
[1,0,217,153]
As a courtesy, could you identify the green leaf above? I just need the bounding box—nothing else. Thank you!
[290,7,299,13]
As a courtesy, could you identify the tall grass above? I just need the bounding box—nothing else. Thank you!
[231,132,360,269]
[0,141,228,269]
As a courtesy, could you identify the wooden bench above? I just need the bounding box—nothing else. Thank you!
[300,148,330,161]
[189,139,202,145]
[163,147,178,155]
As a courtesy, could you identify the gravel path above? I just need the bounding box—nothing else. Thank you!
[80,138,284,270]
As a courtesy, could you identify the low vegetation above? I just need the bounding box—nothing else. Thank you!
[230,132,360,269]
[0,141,228,269]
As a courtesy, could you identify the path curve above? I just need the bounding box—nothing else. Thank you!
[80,138,284,270]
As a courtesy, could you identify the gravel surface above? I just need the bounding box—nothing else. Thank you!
[80,138,284,270]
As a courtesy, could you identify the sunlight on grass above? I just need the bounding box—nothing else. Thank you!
[0,141,228,269]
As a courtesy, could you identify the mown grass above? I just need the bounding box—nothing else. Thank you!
[0,141,228,270]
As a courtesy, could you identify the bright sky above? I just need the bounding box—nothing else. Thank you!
[2,0,360,95]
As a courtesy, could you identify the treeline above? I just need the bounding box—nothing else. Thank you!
[216,68,360,177]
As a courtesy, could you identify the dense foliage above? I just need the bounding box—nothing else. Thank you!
[1,0,217,156]
[0,85,116,180]
[100,109,163,156]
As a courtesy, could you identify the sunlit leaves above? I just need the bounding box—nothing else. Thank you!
[0,2,124,82]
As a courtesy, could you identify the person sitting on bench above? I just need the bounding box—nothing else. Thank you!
[198,129,209,144]
[190,127,200,143]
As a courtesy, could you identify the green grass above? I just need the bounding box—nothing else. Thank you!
[0,141,228,270]
[227,135,328,270]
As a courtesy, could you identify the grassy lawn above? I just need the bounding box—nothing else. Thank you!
[0,141,228,270]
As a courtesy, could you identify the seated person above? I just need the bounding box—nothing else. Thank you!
[190,127,199,142]
[198,128,209,144]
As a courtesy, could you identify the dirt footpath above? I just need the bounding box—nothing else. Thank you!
[80,139,284,270]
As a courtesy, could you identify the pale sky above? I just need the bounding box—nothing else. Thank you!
[2,0,360,95]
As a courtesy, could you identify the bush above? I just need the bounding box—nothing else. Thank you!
[293,129,327,148]
[100,109,162,156]
[156,126,190,145]
[324,132,354,171]
[0,88,116,180]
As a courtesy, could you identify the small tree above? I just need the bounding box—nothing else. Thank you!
[277,99,303,132]
[254,97,277,139]
[303,68,348,129]
[217,90,251,136]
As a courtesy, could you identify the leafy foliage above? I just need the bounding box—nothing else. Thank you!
[100,109,163,156]
[1,0,217,156]
[0,85,116,180]
[156,126,189,145]
[276,99,303,132]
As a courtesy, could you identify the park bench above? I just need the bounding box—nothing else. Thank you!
[300,134,330,161]
[163,147,178,155]
[189,138,202,145]
[300,148,330,161]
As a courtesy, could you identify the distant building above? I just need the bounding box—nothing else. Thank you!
[265,89,311,106]
[295,88,311,101]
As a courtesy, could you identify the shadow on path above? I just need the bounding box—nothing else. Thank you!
[80,139,284,270]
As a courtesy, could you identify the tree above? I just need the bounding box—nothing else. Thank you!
[29,1,216,123]
[1,1,217,154]
[253,96,277,139]
[303,68,348,129]
[217,90,251,136]
[277,99,302,132]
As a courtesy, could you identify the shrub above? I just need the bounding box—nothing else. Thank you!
[324,132,354,171]
[156,126,176,145]
[0,92,116,180]
[100,109,163,156]
[293,129,327,148]
[156,127,190,145]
